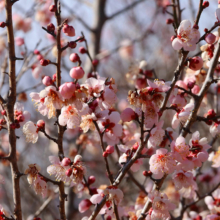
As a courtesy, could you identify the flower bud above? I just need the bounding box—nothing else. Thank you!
[37,54,44,61]
[106,145,114,154]
[90,187,98,195]
[206,109,216,118]
[170,35,176,42]
[37,120,45,129]
[88,176,96,185]
[132,142,139,151]
[1,110,6,116]
[203,1,209,8]
[121,108,136,122]
[77,36,85,42]
[70,66,85,79]
[52,74,56,81]
[192,84,200,94]
[92,59,99,66]
[79,47,87,54]
[34,50,40,55]
[166,18,174,24]
[42,76,53,86]
[103,151,108,158]
[68,41,77,48]
[63,24,75,37]
[78,199,92,213]
[69,53,80,62]
[205,33,216,44]
[40,59,50,66]
[187,81,195,90]
[106,216,112,220]
[193,24,199,29]
[15,37,24,46]
[0,22,6,28]
[65,168,72,177]
[188,57,203,71]
[49,5,56,12]
[10,123,16,129]
[205,120,213,125]
[47,23,55,32]
[59,82,76,99]
[143,170,152,177]
[62,157,71,166]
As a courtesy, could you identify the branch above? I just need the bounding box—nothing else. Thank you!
[194,0,204,26]
[93,120,113,184]
[107,0,146,20]
[181,39,220,137]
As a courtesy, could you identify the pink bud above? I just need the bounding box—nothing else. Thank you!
[63,24,75,37]
[65,168,72,177]
[192,84,200,94]
[34,50,40,55]
[37,120,45,129]
[103,151,108,157]
[47,23,55,32]
[69,53,80,62]
[49,5,56,12]
[79,47,87,54]
[1,110,6,116]
[188,57,203,71]
[68,41,77,48]
[187,80,195,90]
[205,33,216,44]
[70,66,85,79]
[15,37,24,46]
[59,82,76,99]
[121,108,136,122]
[42,76,53,86]
[136,78,147,89]
[40,59,50,66]
[106,145,114,154]
[62,157,71,166]
[52,74,56,81]
[88,176,96,185]
[78,199,92,213]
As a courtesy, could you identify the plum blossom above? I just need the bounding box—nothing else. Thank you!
[58,104,89,129]
[179,179,198,199]
[172,102,194,129]
[172,20,200,51]
[149,148,176,179]
[47,155,85,187]
[148,120,165,148]
[172,170,194,190]
[90,187,123,217]
[148,190,175,220]
[30,86,63,119]
[210,121,220,137]
[147,79,170,93]
[143,101,158,129]
[23,121,38,143]
[24,164,41,185]
[189,131,211,167]
[205,188,220,213]
[80,113,97,133]
[98,111,122,145]
[99,87,117,110]
[82,77,105,97]
[14,102,31,126]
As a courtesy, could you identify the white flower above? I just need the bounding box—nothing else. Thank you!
[23,121,38,143]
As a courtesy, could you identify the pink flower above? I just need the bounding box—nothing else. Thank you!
[23,121,38,143]
[210,122,220,137]
[172,20,200,51]
[99,87,117,110]
[172,170,194,190]
[25,164,41,185]
[59,82,76,99]
[98,111,122,145]
[33,175,48,198]
[144,101,159,129]
[82,77,105,97]
[205,188,220,213]
[80,113,97,133]
[32,65,43,79]
[47,155,85,186]
[179,179,198,199]
[149,148,176,179]
[58,105,81,129]
[42,76,53,86]
[172,102,194,129]
[14,102,31,126]
[148,190,175,220]
[30,86,63,119]
[147,79,170,93]
[189,131,211,167]
[148,120,165,148]
[205,33,216,44]
[121,108,137,122]
[13,14,32,32]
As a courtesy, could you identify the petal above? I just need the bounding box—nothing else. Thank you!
[172,38,183,50]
